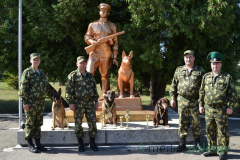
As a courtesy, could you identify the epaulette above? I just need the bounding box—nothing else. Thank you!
[203,72,211,78]
[69,70,77,75]
[176,65,185,72]
[221,71,231,78]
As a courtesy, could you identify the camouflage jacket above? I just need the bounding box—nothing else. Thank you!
[198,71,237,109]
[65,70,99,104]
[169,65,205,100]
[19,66,52,104]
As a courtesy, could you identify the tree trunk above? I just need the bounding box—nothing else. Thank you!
[150,74,167,106]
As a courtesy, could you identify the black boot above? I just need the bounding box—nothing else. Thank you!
[194,138,202,151]
[219,154,227,160]
[27,138,40,153]
[204,152,218,157]
[35,138,47,151]
[176,138,187,152]
[90,137,98,151]
[78,137,85,152]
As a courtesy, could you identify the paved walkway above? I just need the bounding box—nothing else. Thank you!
[1,108,240,160]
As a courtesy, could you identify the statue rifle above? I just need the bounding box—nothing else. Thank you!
[84,31,125,54]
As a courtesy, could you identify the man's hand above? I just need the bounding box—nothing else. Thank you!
[199,107,205,114]
[70,104,75,111]
[226,108,233,115]
[23,104,29,112]
[170,100,176,108]
[113,59,118,67]
[95,102,99,111]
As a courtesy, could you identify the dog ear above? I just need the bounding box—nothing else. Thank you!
[159,99,163,105]
[58,88,62,95]
[122,50,126,59]
[112,91,115,95]
[129,51,133,59]
[166,98,170,105]
[103,91,107,97]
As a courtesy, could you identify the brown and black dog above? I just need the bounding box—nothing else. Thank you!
[117,51,134,98]
[51,88,68,130]
[102,90,117,126]
[153,97,170,127]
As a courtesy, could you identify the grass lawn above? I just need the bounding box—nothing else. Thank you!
[0,82,152,114]
[0,82,239,117]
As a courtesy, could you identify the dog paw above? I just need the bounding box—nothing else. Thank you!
[130,95,134,98]
[119,95,123,98]
[166,125,170,128]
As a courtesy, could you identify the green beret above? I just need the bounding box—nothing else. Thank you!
[184,50,194,56]
[207,51,225,63]
[77,56,87,63]
[30,53,40,59]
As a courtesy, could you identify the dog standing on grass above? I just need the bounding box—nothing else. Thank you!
[153,97,170,127]
[51,88,68,130]
[102,90,117,126]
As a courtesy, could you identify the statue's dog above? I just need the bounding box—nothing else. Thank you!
[153,97,170,127]
[117,51,134,98]
[102,90,117,126]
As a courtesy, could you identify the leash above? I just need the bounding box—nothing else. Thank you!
[158,104,165,124]
[104,99,115,118]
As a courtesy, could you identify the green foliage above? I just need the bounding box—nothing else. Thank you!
[1,0,240,102]
[3,71,18,90]
[124,0,240,77]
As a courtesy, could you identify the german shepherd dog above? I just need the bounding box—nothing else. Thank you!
[102,90,117,126]
[51,88,68,130]
[117,51,134,98]
[153,97,170,127]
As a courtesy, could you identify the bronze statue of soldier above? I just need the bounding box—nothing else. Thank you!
[84,3,124,97]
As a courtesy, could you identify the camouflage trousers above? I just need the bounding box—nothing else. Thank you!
[74,99,97,138]
[24,98,45,139]
[205,105,230,155]
[177,95,201,138]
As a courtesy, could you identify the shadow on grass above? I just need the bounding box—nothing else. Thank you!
[0,99,53,114]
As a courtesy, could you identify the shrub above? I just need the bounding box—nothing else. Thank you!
[3,72,18,90]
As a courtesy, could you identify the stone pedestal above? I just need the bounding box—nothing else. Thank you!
[66,109,153,123]
[96,97,142,111]
[17,107,194,146]
[66,96,143,123]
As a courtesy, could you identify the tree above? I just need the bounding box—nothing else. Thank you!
[124,0,240,105]
[0,0,240,106]
[0,0,130,84]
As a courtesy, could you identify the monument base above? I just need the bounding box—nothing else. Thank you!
[17,107,194,146]
[96,96,142,111]
[66,108,153,123]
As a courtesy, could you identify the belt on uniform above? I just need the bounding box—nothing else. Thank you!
[178,94,198,101]
[75,97,93,102]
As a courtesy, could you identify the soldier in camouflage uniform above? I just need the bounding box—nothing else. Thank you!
[66,56,99,152]
[19,53,52,153]
[199,52,237,160]
[169,50,205,151]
